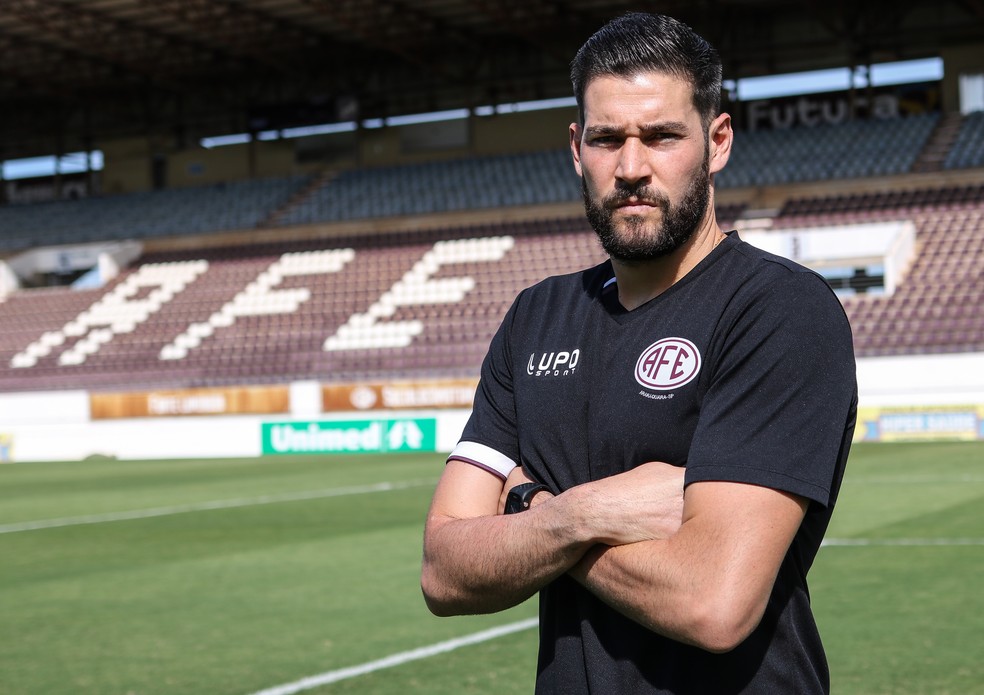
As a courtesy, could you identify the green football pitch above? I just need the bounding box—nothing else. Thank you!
[1,441,982,694]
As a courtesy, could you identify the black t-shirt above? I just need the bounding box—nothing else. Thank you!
[449,232,858,694]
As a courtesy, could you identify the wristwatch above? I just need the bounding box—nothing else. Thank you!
[504,482,550,514]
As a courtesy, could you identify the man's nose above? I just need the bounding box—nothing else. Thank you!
[615,138,653,184]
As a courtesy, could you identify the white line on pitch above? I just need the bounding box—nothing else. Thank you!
[845,475,984,484]
[823,537,984,547]
[0,479,437,535]
[247,617,539,695]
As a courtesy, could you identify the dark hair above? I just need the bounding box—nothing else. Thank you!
[571,12,722,127]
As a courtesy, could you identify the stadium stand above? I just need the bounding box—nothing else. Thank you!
[775,186,984,357]
[944,111,984,170]
[0,183,981,394]
[0,175,312,252]
[0,218,598,392]
[1,102,983,395]
[276,149,582,226]
[0,204,750,392]
[0,113,970,253]
[716,113,940,188]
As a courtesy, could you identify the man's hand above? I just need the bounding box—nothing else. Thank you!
[497,462,685,543]
[574,461,685,546]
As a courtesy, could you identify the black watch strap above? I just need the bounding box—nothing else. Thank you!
[504,482,549,514]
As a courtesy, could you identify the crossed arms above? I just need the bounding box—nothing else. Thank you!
[421,458,807,653]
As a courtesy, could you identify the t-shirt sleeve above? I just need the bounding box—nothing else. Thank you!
[685,271,857,507]
[446,293,524,479]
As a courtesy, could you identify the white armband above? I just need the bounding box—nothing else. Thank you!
[446,441,517,480]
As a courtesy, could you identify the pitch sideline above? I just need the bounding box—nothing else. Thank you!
[247,618,540,695]
[822,537,984,547]
[0,478,437,534]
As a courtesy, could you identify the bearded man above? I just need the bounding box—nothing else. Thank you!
[422,12,857,694]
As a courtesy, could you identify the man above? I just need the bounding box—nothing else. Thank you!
[421,12,857,694]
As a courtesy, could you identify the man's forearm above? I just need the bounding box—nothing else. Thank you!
[569,481,809,654]
[422,459,686,617]
[422,494,593,615]
[569,539,710,646]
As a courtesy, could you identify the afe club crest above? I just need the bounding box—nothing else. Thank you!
[634,337,701,391]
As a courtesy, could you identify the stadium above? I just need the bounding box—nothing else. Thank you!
[0,1,982,693]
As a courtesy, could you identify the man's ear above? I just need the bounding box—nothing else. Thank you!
[707,113,733,175]
[569,122,584,178]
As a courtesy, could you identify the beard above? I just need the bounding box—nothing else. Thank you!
[583,156,711,263]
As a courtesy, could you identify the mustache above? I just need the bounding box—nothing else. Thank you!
[602,184,669,210]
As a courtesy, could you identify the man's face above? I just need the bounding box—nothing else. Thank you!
[571,72,713,262]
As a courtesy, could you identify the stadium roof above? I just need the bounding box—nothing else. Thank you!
[1,0,982,159]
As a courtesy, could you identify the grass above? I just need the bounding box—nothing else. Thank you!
[813,441,984,695]
[1,442,982,694]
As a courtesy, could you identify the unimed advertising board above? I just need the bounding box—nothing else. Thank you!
[261,418,438,455]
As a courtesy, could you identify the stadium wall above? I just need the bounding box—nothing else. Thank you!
[941,43,984,112]
[1,353,983,462]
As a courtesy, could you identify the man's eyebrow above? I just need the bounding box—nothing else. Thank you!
[583,121,690,137]
[583,125,622,137]
[640,121,689,133]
